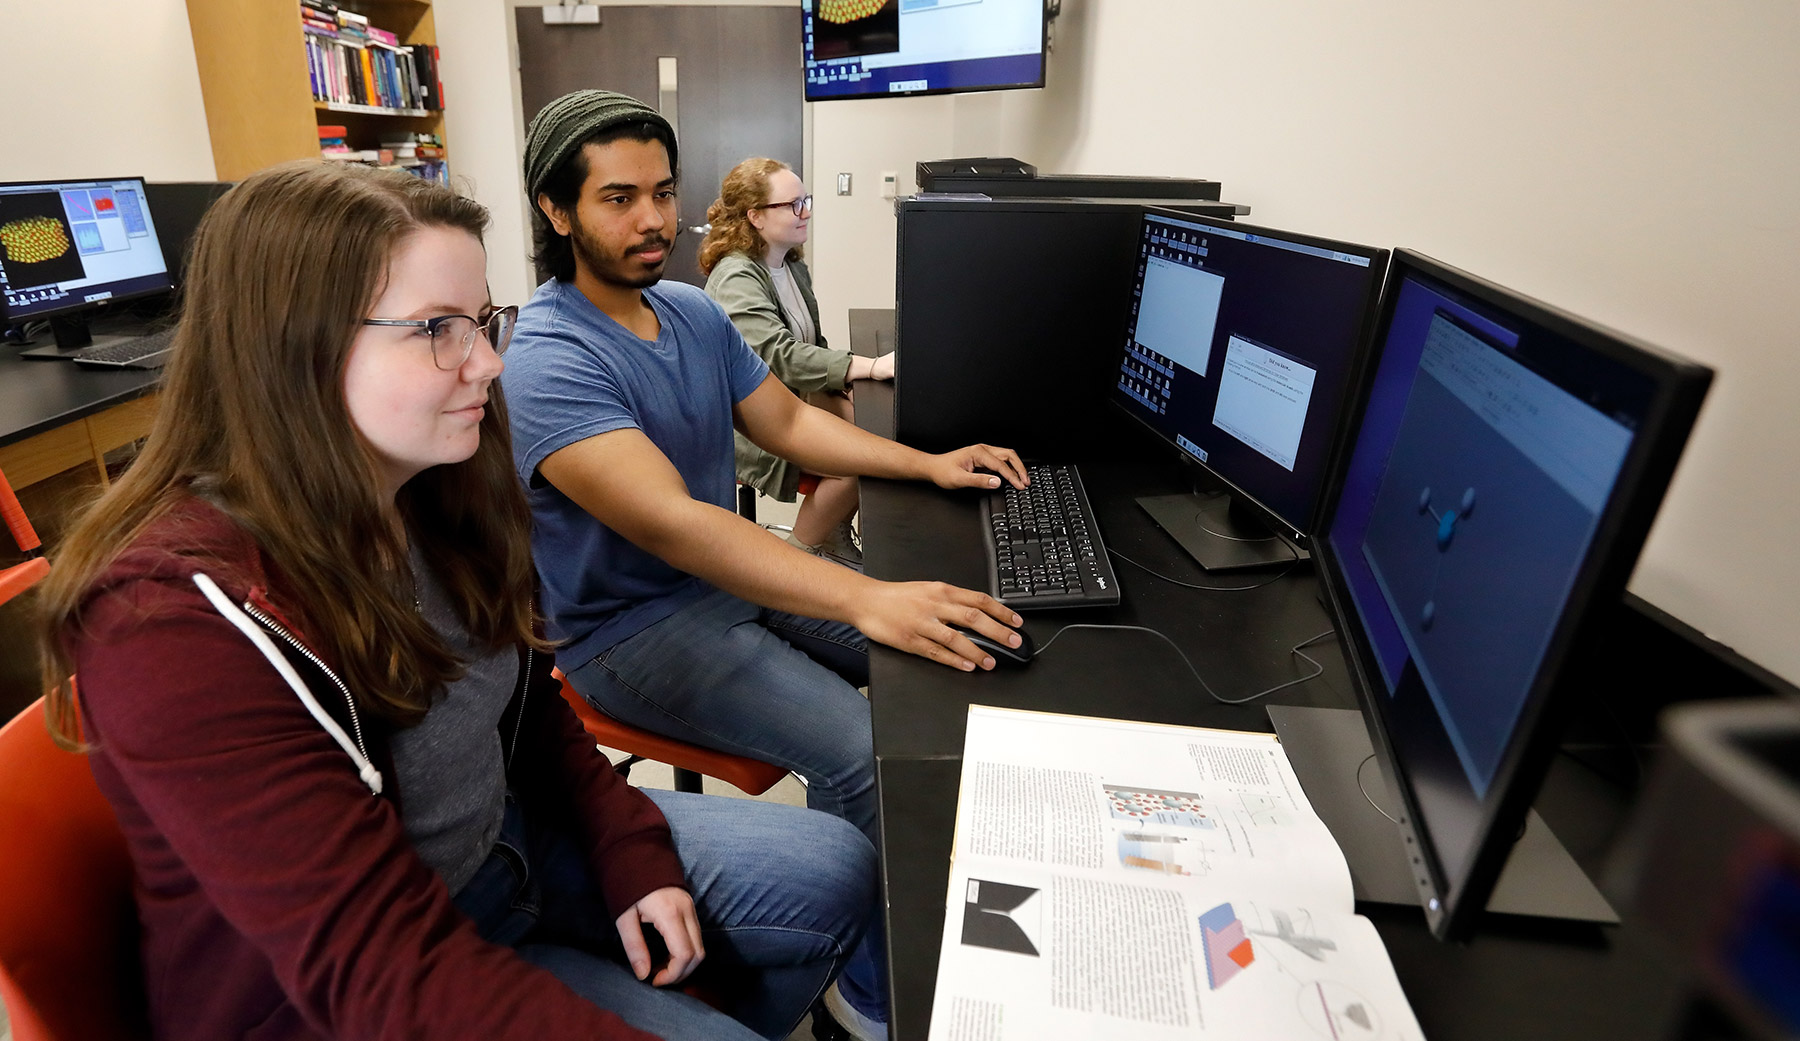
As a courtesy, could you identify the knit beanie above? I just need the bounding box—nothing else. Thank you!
[522,90,678,201]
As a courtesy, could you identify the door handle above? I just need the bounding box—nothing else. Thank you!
[685,224,712,235]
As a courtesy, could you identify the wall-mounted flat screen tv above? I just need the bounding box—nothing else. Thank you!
[803,0,1046,101]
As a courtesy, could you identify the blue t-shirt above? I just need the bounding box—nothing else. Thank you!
[505,278,770,667]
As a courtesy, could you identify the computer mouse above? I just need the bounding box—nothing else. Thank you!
[951,624,1036,668]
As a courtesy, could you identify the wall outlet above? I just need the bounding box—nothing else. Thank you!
[880,171,898,199]
[837,172,853,196]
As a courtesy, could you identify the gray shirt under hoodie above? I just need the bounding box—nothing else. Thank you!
[390,547,515,894]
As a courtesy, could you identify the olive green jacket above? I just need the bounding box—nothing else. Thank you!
[704,251,852,501]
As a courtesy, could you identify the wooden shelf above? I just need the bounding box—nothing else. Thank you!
[315,100,435,118]
[185,0,447,181]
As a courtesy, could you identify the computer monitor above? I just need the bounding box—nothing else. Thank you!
[1313,249,1712,940]
[1112,208,1388,569]
[144,181,234,289]
[0,176,174,349]
[803,0,1045,101]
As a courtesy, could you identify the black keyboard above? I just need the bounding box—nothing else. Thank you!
[71,328,176,370]
[981,462,1121,610]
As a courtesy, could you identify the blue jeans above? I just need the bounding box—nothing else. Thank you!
[566,587,890,1022]
[454,789,875,1040]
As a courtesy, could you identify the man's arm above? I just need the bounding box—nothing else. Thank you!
[536,428,1025,670]
[733,374,1030,491]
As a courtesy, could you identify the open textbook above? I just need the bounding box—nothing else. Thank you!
[929,706,1425,1041]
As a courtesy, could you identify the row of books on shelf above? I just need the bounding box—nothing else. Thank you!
[319,127,449,183]
[301,0,443,111]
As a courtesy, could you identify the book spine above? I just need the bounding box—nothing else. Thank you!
[413,47,432,109]
[358,47,375,106]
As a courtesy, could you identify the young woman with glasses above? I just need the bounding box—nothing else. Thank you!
[36,161,874,1041]
[699,157,893,568]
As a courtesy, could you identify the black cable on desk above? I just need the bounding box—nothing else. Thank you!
[1107,546,1298,591]
[1035,623,1336,705]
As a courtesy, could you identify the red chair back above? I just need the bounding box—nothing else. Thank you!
[0,698,149,1041]
[0,466,50,608]
[552,669,788,797]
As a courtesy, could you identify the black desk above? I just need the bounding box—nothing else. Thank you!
[0,338,161,488]
[848,308,1687,1041]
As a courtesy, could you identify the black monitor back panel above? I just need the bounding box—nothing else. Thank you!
[894,197,1188,455]
[145,181,233,288]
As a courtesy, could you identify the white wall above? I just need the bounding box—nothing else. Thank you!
[435,0,540,308]
[808,95,957,347]
[0,0,215,183]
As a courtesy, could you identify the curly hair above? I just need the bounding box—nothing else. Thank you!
[698,157,804,275]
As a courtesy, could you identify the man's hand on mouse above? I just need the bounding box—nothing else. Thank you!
[925,444,1029,491]
[852,582,1023,671]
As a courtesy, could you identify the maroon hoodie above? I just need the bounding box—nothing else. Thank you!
[71,497,681,1040]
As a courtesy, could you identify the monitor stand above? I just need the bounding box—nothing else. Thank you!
[19,315,136,360]
[1137,489,1308,571]
[1267,705,1618,924]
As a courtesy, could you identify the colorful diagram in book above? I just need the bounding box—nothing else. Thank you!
[1106,784,1216,828]
[1199,902,1256,989]
[1117,830,1202,875]
[960,879,1041,957]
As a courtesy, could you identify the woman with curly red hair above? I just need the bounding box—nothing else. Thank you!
[700,158,893,568]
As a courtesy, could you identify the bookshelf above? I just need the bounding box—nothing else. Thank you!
[185,0,448,182]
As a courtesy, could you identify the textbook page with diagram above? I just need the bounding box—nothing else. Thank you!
[928,706,1425,1041]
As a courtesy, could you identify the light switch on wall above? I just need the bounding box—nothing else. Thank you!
[836,172,853,196]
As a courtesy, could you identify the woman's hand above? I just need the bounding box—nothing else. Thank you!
[849,352,897,382]
[615,886,705,986]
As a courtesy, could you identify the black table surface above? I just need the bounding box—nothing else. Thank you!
[848,308,1690,1041]
[1,334,161,448]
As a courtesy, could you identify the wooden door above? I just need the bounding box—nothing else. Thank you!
[516,6,805,288]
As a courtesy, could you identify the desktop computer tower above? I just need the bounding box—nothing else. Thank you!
[893,196,1240,456]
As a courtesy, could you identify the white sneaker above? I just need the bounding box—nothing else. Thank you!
[819,519,864,569]
[821,981,888,1041]
[787,527,864,571]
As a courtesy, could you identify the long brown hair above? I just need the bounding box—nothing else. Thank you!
[698,157,803,275]
[39,161,548,748]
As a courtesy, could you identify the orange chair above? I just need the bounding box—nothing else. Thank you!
[734,474,821,532]
[0,697,149,1041]
[0,466,50,608]
[552,669,788,797]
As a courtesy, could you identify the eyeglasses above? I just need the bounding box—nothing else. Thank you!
[361,305,518,370]
[756,194,813,217]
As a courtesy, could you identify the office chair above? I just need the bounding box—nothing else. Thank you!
[0,696,150,1041]
[0,467,50,608]
[735,474,820,534]
[552,669,789,796]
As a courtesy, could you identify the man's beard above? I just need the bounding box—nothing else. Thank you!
[569,213,670,290]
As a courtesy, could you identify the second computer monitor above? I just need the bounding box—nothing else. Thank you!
[1114,209,1387,569]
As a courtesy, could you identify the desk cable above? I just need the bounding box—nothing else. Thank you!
[1035,623,1336,706]
[1355,754,1401,824]
[1106,546,1299,592]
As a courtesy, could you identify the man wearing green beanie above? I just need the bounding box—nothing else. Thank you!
[504,89,1030,1041]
